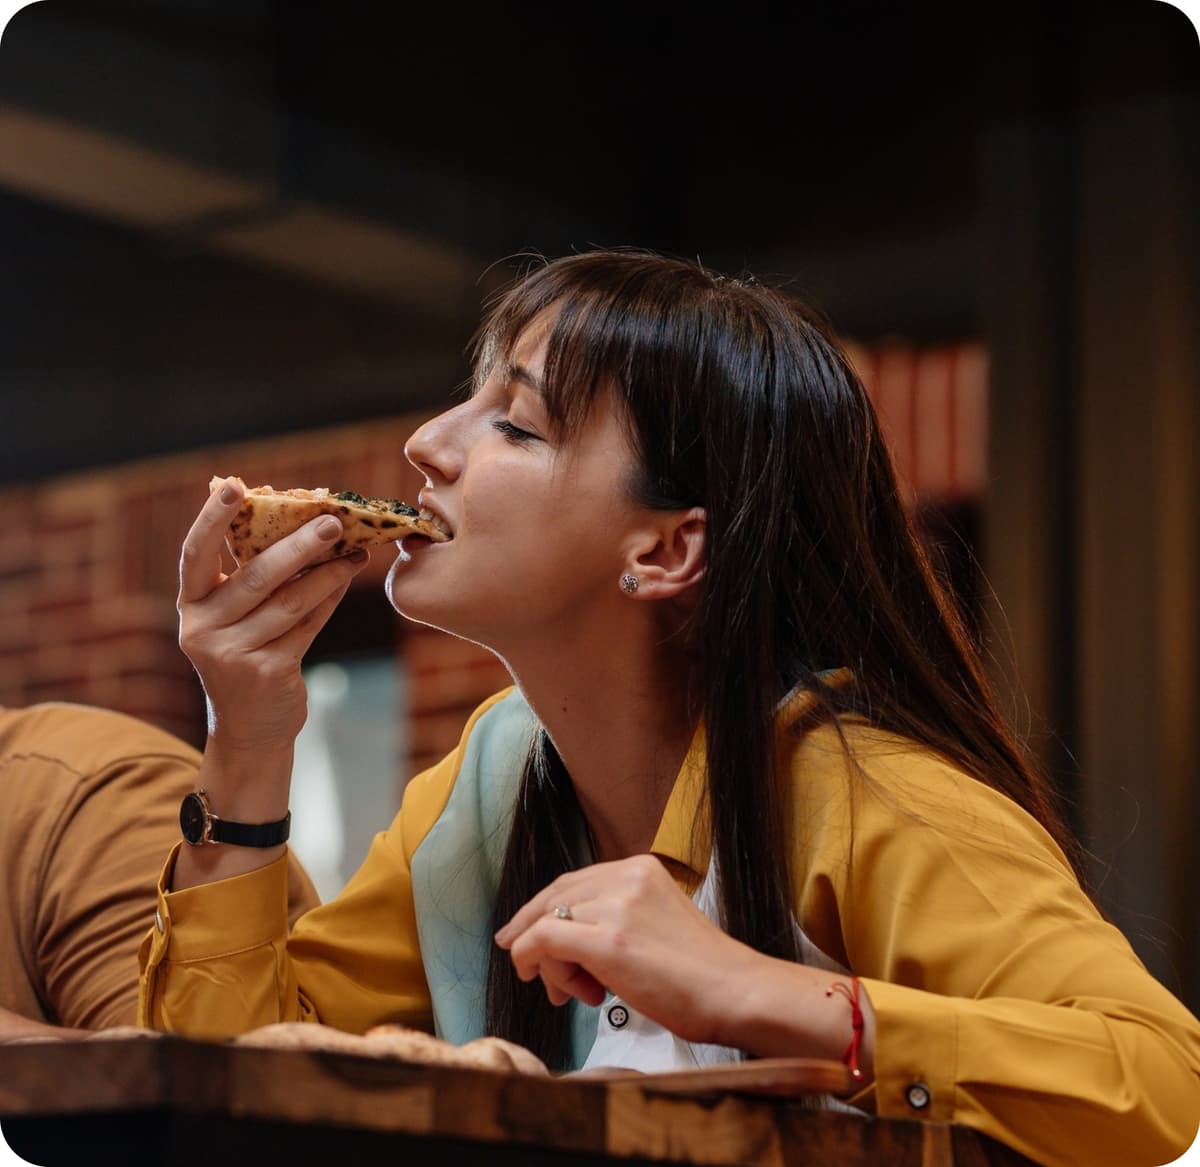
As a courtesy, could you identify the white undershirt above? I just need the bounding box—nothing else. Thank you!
[580,859,850,1074]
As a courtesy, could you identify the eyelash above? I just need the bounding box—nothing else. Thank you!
[492,419,539,443]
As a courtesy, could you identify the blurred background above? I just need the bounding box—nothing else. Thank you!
[0,1,1196,1006]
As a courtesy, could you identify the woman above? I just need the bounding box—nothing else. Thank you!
[140,250,1200,1166]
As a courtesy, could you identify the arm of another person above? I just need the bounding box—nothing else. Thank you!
[0,1006,87,1042]
[34,745,211,1033]
[0,708,319,1042]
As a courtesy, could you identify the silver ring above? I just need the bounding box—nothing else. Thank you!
[552,904,573,921]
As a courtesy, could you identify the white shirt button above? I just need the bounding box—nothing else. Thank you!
[607,1004,630,1029]
[905,1082,931,1110]
[155,908,164,933]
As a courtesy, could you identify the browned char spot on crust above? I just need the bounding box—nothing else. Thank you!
[381,518,398,528]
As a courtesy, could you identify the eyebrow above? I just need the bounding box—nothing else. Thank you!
[503,361,546,397]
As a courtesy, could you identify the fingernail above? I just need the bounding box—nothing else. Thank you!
[317,517,342,540]
[220,483,239,505]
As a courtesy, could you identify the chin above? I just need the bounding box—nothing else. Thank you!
[386,561,457,631]
[385,560,426,620]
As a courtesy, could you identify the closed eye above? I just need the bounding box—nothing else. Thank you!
[492,418,540,443]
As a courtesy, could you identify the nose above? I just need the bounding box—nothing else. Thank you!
[404,402,468,487]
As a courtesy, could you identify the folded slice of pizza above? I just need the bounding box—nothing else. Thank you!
[212,475,451,566]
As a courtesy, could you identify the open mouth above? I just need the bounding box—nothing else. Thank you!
[418,508,454,540]
[399,512,452,560]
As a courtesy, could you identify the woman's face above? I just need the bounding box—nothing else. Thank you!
[388,315,646,652]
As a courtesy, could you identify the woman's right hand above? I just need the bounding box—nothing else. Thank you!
[176,477,368,822]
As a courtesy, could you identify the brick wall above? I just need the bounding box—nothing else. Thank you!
[844,339,988,502]
[0,412,507,779]
[0,341,985,785]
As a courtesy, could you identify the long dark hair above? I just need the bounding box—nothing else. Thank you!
[480,249,1082,1069]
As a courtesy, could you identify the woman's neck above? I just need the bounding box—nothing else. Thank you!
[502,624,699,864]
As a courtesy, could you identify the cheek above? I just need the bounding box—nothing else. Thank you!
[462,453,568,529]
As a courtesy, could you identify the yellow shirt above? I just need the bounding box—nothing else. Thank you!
[139,688,1200,1166]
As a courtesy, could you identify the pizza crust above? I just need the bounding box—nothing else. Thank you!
[212,476,449,566]
[366,1025,549,1076]
[232,1021,548,1076]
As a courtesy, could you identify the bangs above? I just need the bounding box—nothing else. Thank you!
[469,251,712,438]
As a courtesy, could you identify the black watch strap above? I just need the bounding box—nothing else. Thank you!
[210,812,291,848]
[180,790,291,848]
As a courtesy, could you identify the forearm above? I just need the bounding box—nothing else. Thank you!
[861,977,1200,1167]
[0,1006,89,1044]
[141,848,297,1037]
[142,828,432,1040]
[171,480,364,893]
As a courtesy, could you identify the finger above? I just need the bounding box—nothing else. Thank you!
[539,960,607,1008]
[178,477,244,604]
[213,515,348,621]
[509,916,608,993]
[495,872,604,948]
[233,550,367,652]
[255,564,357,667]
[526,953,577,993]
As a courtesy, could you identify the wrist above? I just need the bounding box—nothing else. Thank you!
[717,956,876,1083]
[706,947,797,1050]
[180,790,291,849]
[195,739,293,825]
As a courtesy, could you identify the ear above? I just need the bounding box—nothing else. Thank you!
[622,507,706,599]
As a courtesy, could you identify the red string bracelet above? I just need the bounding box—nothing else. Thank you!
[825,974,865,1082]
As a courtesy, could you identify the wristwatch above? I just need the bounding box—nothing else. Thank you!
[179,789,291,848]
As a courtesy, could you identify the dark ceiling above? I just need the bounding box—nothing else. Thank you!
[0,0,1196,483]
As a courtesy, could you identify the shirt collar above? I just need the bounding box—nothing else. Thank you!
[649,671,852,885]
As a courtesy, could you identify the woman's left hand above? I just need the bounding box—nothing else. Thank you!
[493,854,764,1047]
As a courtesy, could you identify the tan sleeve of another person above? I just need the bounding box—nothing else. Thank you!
[33,714,319,1031]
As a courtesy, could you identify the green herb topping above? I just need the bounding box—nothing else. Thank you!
[334,490,418,516]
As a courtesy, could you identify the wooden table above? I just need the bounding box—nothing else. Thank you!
[0,1034,1034,1166]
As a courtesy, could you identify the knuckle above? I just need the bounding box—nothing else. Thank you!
[306,608,330,634]
[247,653,289,684]
[179,542,203,571]
[278,587,306,618]
[177,622,209,659]
[610,900,633,933]
[238,563,272,596]
[628,861,653,893]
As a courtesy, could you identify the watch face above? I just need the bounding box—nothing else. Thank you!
[180,792,208,845]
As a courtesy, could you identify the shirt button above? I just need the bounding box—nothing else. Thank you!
[905,1082,931,1110]
[155,908,164,933]
[607,1004,629,1030]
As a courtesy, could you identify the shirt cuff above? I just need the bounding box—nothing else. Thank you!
[857,977,958,1124]
[152,843,291,963]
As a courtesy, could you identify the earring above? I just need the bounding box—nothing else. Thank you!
[620,573,640,594]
